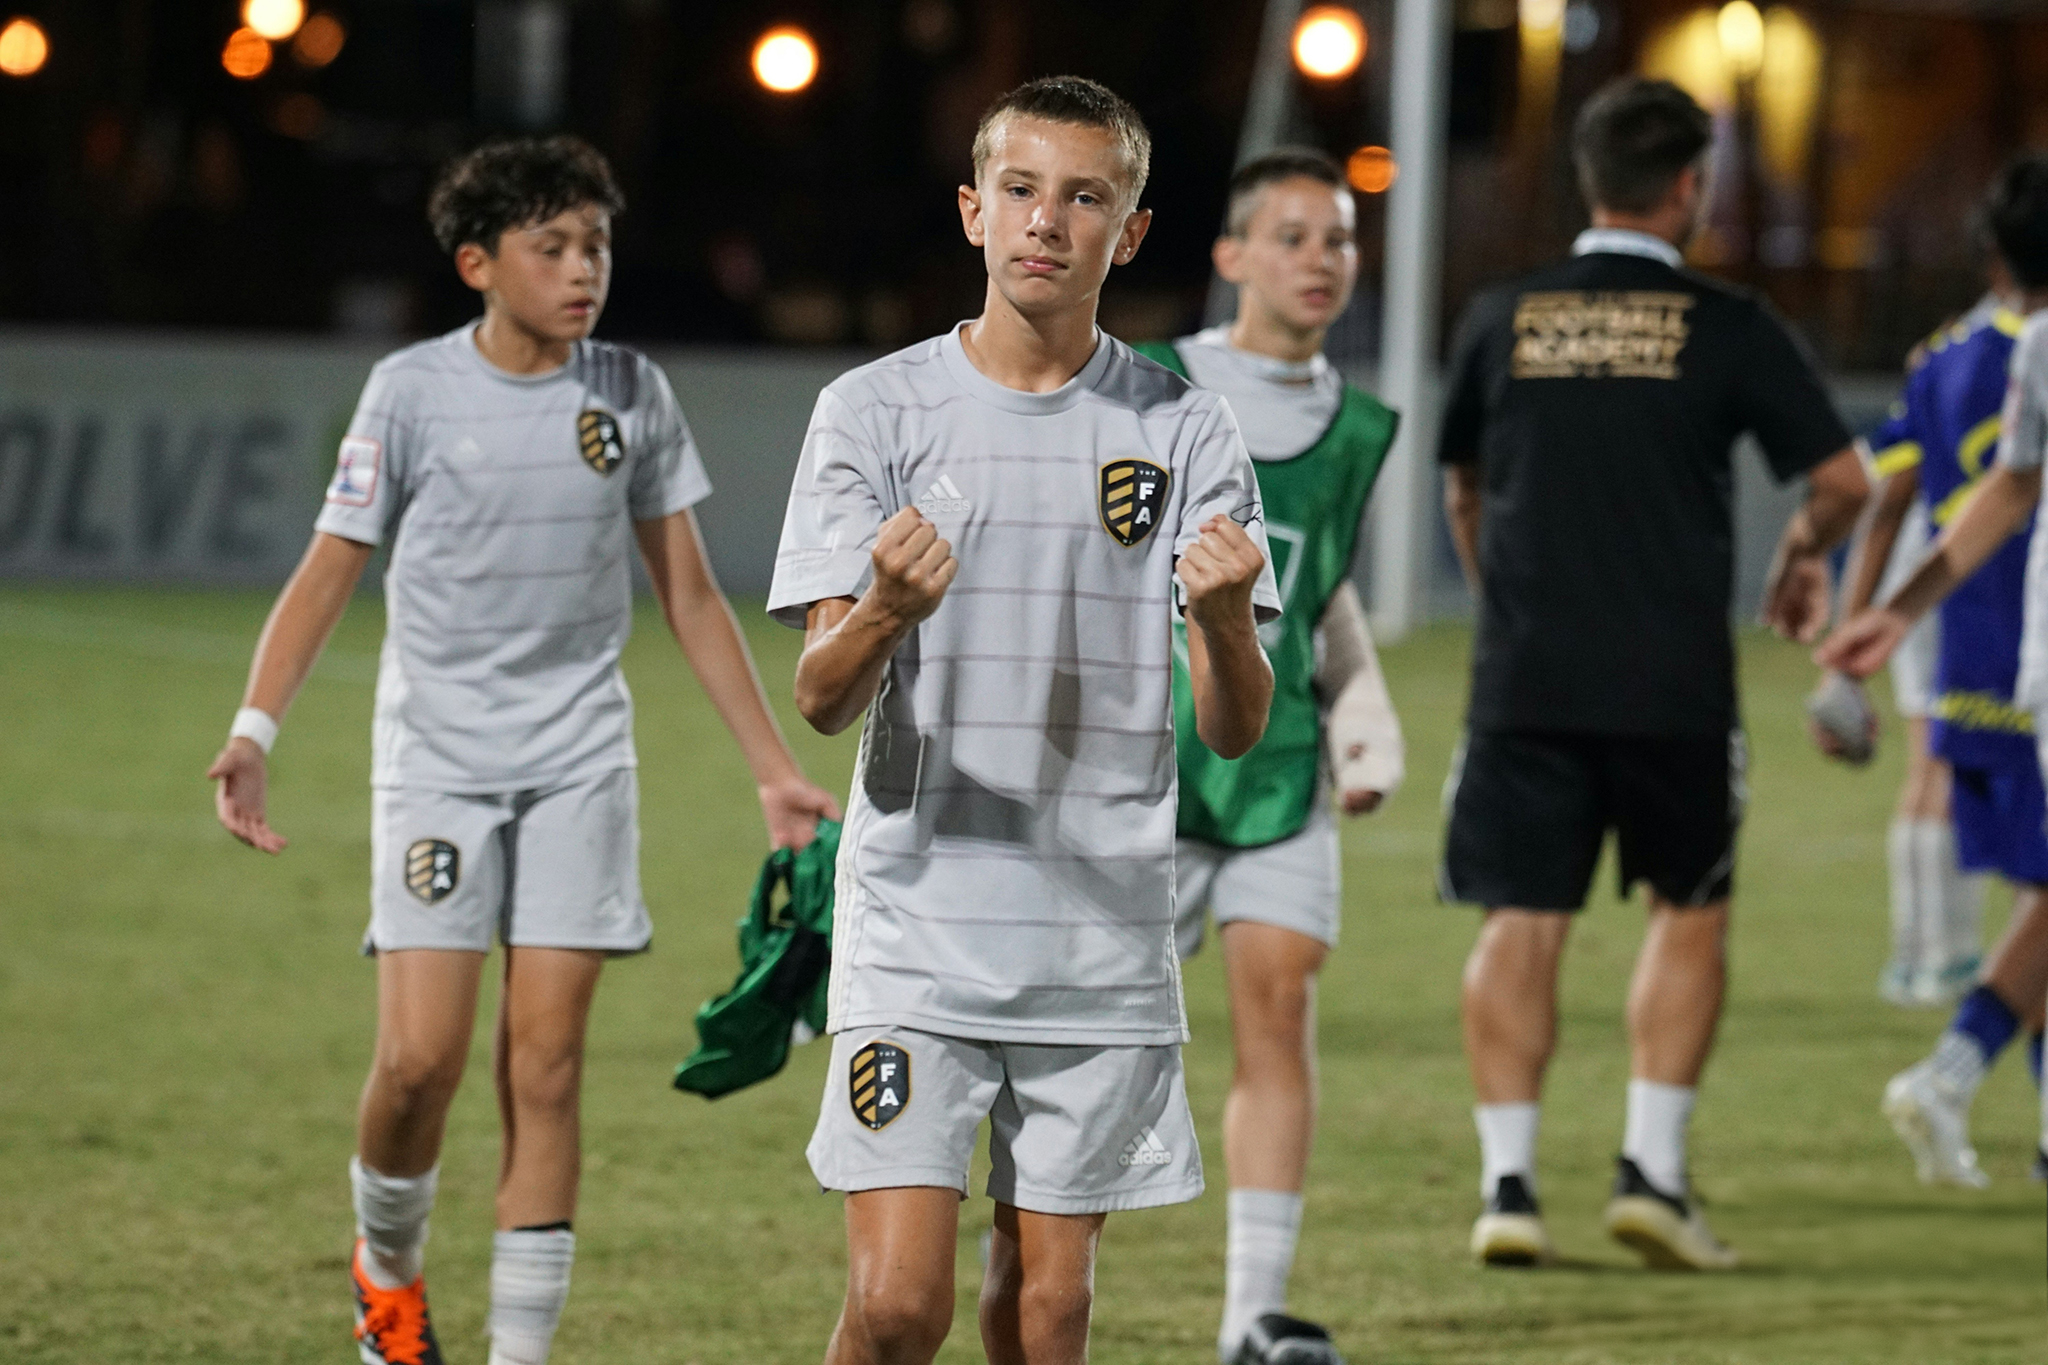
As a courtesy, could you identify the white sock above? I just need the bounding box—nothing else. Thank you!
[1886,818,1920,972]
[1218,1190,1301,1363]
[1473,1102,1539,1199]
[1912,820,1982,968]
[350,1156,437,1290]
[488,1227,576,1365]
[1621,1079,1695,1197]
[1928,1029,1989,1103]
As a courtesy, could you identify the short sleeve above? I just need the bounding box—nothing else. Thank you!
[1736,302,1854,483]
[1861,392,1923,479]
[313,362,410,546]
[2000,317,2048,472]
[1437,293,1498,466]
[1175,397,1282,623]
[765,386,893,628]
[628,363,714,521]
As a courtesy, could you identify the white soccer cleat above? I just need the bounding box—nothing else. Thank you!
[1469,1174,1555,1267]
[1882,1061,1990,1188]
[1603,1158,1738,1271]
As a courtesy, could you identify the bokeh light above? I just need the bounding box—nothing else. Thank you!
[1346,145,1398,194]
[292,11,344,67]
[1717,0,1764,76]
[0,16,49,77]
[221,27,272,80]
[243,0,305,42]
[1292,6,1366,81]
[752,26,818,93]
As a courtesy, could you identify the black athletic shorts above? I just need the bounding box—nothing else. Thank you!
[1439,729,1746,912]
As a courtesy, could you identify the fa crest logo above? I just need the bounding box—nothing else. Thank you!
[849,1041,910,1131]
[404,839,460,904]
[1099,459,1169,546]
[577,410,624,475]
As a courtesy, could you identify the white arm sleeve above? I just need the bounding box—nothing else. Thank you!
[1315,580,1404,798]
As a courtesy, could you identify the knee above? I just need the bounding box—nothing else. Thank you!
[848,1279,952,1361]
[506,1043,583,1115]
[371,1043,464,1111]
[1015,1274,1093,1346]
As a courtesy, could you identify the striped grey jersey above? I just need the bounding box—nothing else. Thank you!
[314,324,711,793]
[768,326,1281,1046]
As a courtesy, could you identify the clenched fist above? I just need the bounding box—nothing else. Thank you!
[1178,514,1265,634]
[869,506,958,628]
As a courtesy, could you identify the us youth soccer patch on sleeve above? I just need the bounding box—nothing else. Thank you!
[327,436,381,506]
[849,1041,910,1130]
[577,409,625,475]
[404,839,460,904]
[1099,458,1169,546]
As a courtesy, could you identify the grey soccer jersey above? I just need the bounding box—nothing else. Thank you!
[315,324,711,792]
[768,326,1281,1046]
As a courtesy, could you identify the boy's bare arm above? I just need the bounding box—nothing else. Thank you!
[634,509,840,848]
[1836,463,1919,623]
[1181,514,1274,760]
[1819,464,2044,679]
[207,531,375,853]
[792,508,957,736]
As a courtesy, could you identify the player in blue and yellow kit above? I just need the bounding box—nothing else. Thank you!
[1819,164,2048,1185]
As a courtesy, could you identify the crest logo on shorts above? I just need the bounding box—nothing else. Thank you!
[577,410,624,475]
[849,1041,910,1131]
[405,839,460,904]
[1099,458,1169,547]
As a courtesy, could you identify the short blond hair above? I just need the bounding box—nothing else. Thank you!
[970,76,1151,207]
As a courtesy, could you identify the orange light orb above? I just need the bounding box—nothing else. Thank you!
[1346,145,1397,194]
[752,26,818,93]
[0,16,50,77]
[243,0,305,42]
[292,11,344,67]
[222,27,273,80]
[1293,6,1366,80]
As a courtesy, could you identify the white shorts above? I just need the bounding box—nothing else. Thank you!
[1890,614,1939,720]
[364,768,650,955]
[1174,801,1340,959]
[806,1027,1204,1215]
[1881,506,1938,719]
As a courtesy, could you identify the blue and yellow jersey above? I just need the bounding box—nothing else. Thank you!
[1870,304,2036,769]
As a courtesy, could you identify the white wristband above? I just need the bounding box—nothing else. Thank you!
[229,707,279,755]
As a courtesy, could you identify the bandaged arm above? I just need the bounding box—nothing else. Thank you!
[1314,580,1404,801]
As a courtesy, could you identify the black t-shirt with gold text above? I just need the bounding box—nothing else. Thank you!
[1438,249,1850,736]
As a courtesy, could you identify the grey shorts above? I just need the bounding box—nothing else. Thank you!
[806,1027,1205,1215]
[1174,801,1340,959]
[364,768,650,955]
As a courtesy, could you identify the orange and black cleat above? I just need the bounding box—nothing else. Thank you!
[351,1240,445,1365]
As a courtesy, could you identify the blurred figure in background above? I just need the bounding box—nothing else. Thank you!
[1819,155,2048,1189]
[1437,77,1865,1271]
[1134,147,1401,1365]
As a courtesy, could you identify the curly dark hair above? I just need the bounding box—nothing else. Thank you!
[1981,153,2048,289]
[426,135,625,255]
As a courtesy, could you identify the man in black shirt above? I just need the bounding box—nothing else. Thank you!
[1438,78,1868,1271]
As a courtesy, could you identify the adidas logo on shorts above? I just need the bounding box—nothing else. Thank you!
[915,476,972,516]
[1117,1127,1174,1168]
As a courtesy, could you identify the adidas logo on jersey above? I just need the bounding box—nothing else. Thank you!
[915,475,972,516]
[1117,1127,1174,1168]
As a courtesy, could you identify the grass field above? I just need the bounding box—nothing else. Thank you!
[2,584,2044,1364]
